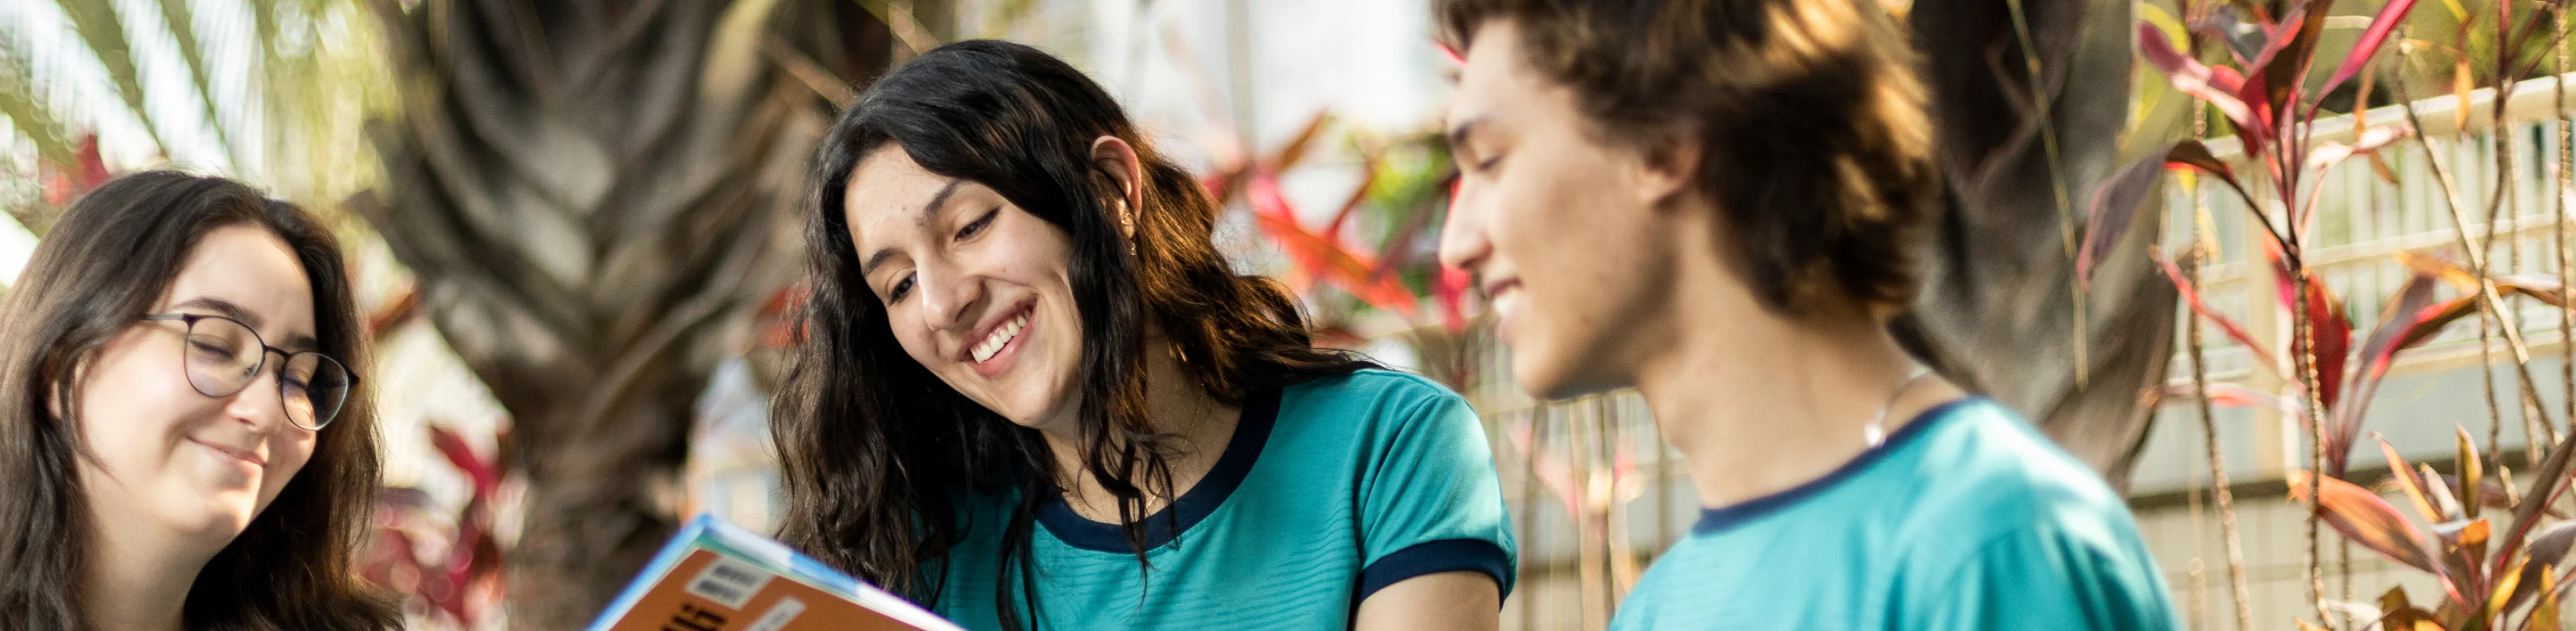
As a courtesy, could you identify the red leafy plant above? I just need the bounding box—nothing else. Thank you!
[2094,0,2440,479]
[2292,431,2576,629]
[2090,0,2576,628]
[360,424,508,630]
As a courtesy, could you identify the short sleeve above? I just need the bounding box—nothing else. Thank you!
[1912,526,2182,631]
[1351,381,1517,605]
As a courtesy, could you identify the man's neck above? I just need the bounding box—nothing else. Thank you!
[1631,295,1962,511]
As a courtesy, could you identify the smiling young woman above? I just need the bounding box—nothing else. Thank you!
[773,41,1515,631]
[0,172,394,630]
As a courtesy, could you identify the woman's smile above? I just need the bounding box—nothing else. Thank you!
[967,303,1035,379]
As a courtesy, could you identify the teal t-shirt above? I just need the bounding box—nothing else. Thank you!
[927,369,1517,630]
[1610,397,2180,630]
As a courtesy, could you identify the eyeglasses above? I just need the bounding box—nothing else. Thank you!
[141,313,355,431]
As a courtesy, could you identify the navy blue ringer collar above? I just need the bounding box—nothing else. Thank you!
[1038,387,1284,552]
[1690,396,1983,536]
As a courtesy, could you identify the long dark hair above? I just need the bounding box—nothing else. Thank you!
[775,40,1364,628]
[0,172,397,630]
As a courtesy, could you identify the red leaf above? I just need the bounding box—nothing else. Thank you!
[40,134,112,205]
[2378,437,2446,523]
[1325,156,1380,240]
[2395,250,2480,289]
[428,424,498,496]
[2249,240,2351,416]
[2304,273,2353,416]
[2079,148,2171,285]
[2337,273,2438,441]
[2392,294,2481,353]
[2234,68,2277,158]
[2319,0,2416,103]
[2498,275,2573,308]
[2304,123,2416,172]
[757,282,806,349]
[2249,4,2320,127]
[2506,522,2576,612]
[1435,265,1470,333]
[2138,23,2265,147]
[2163,141,2269,217]
[1246,175,1419,317]
[1266,112,1332,173]
[2290,471,2443,574]
[2155,254,2288,375]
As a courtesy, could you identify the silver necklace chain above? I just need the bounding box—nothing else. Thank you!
[1863,366,1934,448]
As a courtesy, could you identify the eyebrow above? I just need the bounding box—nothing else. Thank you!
[859,178,970,277]
[171,296,320,351]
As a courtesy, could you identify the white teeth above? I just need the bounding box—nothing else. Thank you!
[972,313,1029,363]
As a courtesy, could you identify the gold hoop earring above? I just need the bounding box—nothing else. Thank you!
[1118,202,1137,256]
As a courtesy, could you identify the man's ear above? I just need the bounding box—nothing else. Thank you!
[1635,132,1704,211]
[1089,136,1145,238]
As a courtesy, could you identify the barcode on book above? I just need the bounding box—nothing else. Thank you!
[685,556,773,610]
[744,597,806,631]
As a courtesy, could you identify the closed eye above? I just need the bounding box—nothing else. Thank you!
[888,273,916,303]
[956,208,1000,240]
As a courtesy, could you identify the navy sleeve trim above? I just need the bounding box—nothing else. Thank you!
[1354,538,1515,607]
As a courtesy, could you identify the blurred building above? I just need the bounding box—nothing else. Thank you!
[685,356,784,536]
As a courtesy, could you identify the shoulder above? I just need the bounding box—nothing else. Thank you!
[1898,399,2131,520]
[1887,399,2145,561]
[1263,369,1490,480]
[1279,369,1470,424]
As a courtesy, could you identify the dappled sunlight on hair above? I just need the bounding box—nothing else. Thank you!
[1435,0,1938,315]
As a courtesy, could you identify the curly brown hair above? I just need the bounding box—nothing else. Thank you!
[1436,0,1941,314]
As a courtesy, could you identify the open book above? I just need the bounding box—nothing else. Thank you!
[586,514,967,631]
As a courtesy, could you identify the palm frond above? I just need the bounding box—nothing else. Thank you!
[0,26,78,166]
[152,0,239,164]
[52,0,164,150]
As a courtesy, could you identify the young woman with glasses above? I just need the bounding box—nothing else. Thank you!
[0,171,394,630]
[773,41,1514,630]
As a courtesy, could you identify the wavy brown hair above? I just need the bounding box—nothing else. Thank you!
[1436,0,1939,314]
[774,40,1365,630]
[0,172,396,630]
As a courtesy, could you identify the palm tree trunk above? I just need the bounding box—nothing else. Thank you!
[1899,0,2178,489]
[356,1,896,626]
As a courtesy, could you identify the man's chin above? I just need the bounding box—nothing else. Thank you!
[1517,354,1623,401]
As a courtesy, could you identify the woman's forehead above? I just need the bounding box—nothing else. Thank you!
[168,226,318,340]
[845,153,1004,243]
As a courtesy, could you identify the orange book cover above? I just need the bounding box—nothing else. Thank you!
[586,515,965,631]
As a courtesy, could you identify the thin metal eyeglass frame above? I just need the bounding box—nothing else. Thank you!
[140,312,357,430]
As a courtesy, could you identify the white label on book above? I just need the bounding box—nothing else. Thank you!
[745,597,806,631]
[686,555,772,611]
